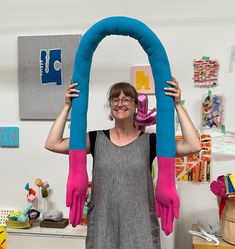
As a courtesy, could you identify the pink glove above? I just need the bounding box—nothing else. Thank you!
[210,175,226,198]
[155,157,180,235]
[67,150,88,227]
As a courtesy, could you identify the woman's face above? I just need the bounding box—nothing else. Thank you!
[110,91,136,121]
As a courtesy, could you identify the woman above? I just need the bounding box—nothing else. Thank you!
[45,78,201,249]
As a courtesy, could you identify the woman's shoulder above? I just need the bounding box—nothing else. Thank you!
[88,130,97,135]
[143,132,156,138]
[88,130,109,152]
[88,129,110,138]
[145,132,156,146]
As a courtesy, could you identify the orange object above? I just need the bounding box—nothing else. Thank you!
[29,188,36,196]
[80,214,87,225]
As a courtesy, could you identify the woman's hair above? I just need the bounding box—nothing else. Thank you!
[108,82,138,106]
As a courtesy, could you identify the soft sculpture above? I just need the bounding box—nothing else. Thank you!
[68,16,179,235]
[135,93,156,130]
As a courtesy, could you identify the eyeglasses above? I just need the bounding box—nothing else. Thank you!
[110,97,134,106]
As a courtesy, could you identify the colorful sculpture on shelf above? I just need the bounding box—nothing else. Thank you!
[6,204,33,228]
[68,16,177,235]
[5,182,40,229]
[34,178,49,198]
[25,183,37,203]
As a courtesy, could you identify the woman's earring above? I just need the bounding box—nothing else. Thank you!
[108,113,114,121]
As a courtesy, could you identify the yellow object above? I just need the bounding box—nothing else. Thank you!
[228,174,235,190]
[181,174,189,181]
[0,226,6,249]
[151,164,156,188]
[8,211,21,220]
[5,219,31,229]
[135,71,150,91]
[34,178,43,187]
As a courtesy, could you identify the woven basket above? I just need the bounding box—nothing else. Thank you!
[221,198,235,245]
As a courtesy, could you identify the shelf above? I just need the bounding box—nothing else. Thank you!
[6,222,87,238]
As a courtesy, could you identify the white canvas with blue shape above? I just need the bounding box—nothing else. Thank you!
[18,34,82,120]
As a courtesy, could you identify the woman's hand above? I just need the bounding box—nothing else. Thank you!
[164,77,181,106]
[65,82,80,107]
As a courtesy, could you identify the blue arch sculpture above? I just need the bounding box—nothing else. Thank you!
[70,16,175,156]
[67,16,178,235]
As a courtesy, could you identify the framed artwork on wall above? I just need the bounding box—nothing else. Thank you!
[131,65,155,94]
[18,34,82,120]
[0,127,19,147]
[193,57,219,87]
[201,91,224,129]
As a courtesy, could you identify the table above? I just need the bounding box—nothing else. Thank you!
[192,224,235,249]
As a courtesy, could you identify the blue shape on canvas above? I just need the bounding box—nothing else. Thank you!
[40,49,62,86]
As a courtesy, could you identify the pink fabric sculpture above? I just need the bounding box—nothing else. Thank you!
[135,93,157,130]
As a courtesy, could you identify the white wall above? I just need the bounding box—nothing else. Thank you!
[1,1,235,248]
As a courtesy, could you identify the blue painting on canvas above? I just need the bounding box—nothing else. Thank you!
[0,127,19,147]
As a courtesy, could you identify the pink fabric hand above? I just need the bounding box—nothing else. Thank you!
[67,150,88,227]
[155,157,180,236]
[210,175,226,198]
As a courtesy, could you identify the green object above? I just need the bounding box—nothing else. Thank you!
[221,125,226,134]
[202,56,210,61]
[41,188,48,198]
[204,90,212,103]
[180,100,185,105]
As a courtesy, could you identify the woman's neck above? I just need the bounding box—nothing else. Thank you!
[111,121,140,138]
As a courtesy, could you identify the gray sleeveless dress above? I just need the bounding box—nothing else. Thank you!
[86,131,161,249]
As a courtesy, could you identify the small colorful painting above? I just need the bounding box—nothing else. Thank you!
[131,65,155,94]
[193,57,219,87]
[202,91,223,129]
[0,127,19,147]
